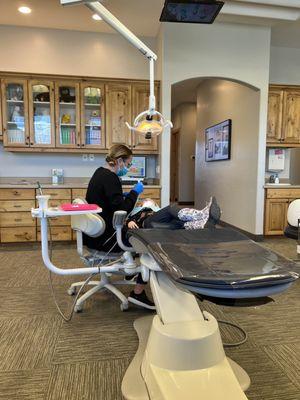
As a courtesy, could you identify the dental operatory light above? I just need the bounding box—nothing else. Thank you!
[18,6,32,14]
[160,0,224,24]
[60,0,173,139]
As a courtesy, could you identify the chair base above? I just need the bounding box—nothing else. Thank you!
[68,273,135,312]
[122,316,250,400]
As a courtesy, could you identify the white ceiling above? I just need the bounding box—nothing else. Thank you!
[0,0,300,47]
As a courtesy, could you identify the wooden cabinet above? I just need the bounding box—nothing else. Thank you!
[0,83,2,141]
[267,89,283,143]
[1,79,29,148]
[80,82,105,149]
[0,184,161,243]
[264,188,300,235]
[265,198,289,235]
[36,188,72,241]
[0,188,36,242]
[282,91,300,144]
[55,81,81,149]
[267,85,300,146]
[28,80,55,148]
[105,83,132,148]
[131,83,159,151]
[1,73,160,154]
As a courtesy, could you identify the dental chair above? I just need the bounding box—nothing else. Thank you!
[32,195,299,400]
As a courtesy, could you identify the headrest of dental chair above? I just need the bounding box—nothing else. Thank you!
[287,199,300,227]
[71,198,105,238]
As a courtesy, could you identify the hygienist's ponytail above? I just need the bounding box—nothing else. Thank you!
[106,144,132,166]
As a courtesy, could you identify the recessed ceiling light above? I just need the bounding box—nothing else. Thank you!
[18,6,32,14]
[92,13,102,21]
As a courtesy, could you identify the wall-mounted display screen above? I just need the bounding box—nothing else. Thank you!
[127,156,146,177]
[160,1,224,24]
[205,119,231,162]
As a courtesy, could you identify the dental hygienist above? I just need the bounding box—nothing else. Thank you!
[84,144,155,310]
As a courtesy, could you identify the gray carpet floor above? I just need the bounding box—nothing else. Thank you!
[0,236,299,400]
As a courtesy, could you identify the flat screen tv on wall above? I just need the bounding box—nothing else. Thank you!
[205,119,231,162]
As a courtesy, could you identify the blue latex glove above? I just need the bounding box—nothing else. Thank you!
[132,182,144,195]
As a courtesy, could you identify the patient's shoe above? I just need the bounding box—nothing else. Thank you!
[128,290,156,310]
[208,196,221,225]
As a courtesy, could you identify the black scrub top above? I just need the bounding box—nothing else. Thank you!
[83,167,138,252]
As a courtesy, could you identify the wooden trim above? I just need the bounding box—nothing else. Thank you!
[80,81,106,149]
[0,71,160,86]
[28,80,55,148]
[4,146,158,154]
[267,143,300,148]
[1,78,30,147]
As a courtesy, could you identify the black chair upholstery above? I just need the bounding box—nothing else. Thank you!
[284,224,299,240]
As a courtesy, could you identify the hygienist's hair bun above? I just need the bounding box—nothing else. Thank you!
[106,144,132,166]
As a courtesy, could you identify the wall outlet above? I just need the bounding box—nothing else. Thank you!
[89,154,95,162]
[82,154,88,162]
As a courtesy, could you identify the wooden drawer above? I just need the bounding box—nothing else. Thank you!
[0,200,35,212]
[72,188,87,199]
[0,212,36,227]
[266,188,300,199]
[0,188,35,200]
[37,215,70,226]
[38,189,71,199]
[37,226,72,241]
[1,227,36,243]
[139,188,160,199]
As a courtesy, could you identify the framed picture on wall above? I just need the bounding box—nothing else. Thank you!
[205,119,231,162]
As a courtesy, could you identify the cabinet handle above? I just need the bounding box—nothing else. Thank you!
[13,191,21,196]
[14,205,22,208]
[14,218,22,222]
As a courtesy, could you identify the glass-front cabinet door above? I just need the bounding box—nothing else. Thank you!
[28,81,55,147]
[81,83,105,149]
[1,79,29,147]
[55,82,80,148]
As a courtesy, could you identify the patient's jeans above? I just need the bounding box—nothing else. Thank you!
[143,204,184,229]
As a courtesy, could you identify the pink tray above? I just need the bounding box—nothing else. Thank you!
[60,203,99,211]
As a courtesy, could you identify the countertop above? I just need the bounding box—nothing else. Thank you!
[0,177,161,189]
[264,183,300,189]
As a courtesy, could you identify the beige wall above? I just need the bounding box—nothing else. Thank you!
[171,103,196,202]
[270,46,300,85]
[0,25,156,79]
[196,79,260,233]
[158,22,270,234]
[0,25,157,178]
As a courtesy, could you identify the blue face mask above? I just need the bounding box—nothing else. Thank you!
[117,167,129,177]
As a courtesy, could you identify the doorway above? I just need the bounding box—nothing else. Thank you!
[170,128,180,203]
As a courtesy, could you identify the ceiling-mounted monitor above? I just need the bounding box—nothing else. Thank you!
[160,0,224,24]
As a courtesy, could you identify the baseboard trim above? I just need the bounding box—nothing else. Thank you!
[219,220,264,242]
